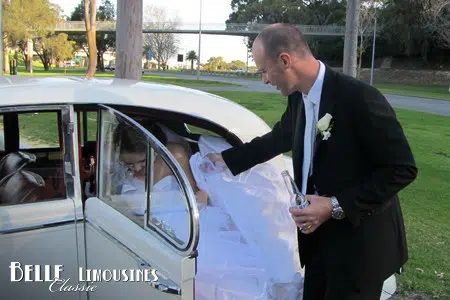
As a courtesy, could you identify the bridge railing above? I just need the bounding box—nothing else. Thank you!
[55,21,358,35]
[224,23,347,34]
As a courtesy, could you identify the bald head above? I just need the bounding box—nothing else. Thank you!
[253,23,312,61]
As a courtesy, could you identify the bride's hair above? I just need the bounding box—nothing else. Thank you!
[113,121,167,155]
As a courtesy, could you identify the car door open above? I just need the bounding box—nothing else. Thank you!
[82,105,199,300]
[0,105,82,300]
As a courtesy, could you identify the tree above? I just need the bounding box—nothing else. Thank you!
[421,0,450,49]
[3,0,61,41]
[68,2,88,56]
[378,0,441,62]
[115,0,143,79]
[226,0,347,52]
[34,33,75,70]
[186,50,198,71]
[142,5,180,70]
[3,0,61,72]
[343,0,361,77]
[357,0,379,78]
[69,0,116,71]
[229,60,246,70]
[433,4,450,48]
[84,0,97,77]
[204,56,226,71]
[96,0,115,70]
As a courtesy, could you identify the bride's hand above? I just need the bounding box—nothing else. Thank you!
[199,153,228,173]
[206,153,227,166]
[195,190,208,208]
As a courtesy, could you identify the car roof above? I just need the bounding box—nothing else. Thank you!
[0,76,272,143]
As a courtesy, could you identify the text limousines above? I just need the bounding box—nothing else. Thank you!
[9,262,159,292]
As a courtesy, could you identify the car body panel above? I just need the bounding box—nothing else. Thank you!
[83,198,191,299]
[0,77,271,143]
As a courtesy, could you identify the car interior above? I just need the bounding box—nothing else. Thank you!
[0,105,243,206]
[75,105,243,204]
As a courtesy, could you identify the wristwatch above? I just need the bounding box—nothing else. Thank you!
[330,196,345,220]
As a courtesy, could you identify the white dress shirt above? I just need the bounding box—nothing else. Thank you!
[301,61,326,194]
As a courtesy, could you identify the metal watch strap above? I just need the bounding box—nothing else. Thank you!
[331,196,345,219]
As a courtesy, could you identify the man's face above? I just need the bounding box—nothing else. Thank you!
[252,40,296,96]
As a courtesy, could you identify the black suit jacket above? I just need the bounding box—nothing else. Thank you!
[222,66,417,284]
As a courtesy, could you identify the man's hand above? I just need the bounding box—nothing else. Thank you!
[289,195,333,234]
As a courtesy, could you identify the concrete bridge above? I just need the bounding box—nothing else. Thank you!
[54,21,368,37]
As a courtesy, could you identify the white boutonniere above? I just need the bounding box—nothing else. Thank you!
[316,113,334,140]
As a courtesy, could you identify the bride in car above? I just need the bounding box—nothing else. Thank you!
[114,122,304,300]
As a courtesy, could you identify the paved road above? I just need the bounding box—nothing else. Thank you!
[147,71,450,116]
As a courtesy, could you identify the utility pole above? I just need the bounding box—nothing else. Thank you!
[115,0,143,80]
[196,0,202,80]
[0,2,3,76]
[246,48,249,72]
[245,37,249,72]
[27,39,33,73]
[369,17,377,85]
[343,0,361,77]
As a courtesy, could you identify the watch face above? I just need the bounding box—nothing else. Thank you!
[333,209,345,219]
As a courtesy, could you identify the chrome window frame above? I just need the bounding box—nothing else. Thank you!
[97,105,200,257]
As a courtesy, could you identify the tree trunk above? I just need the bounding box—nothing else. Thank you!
[357,34,363,79]
[97,51,102,70]
[421,38,429,63]
[343,0,360,78]
[27,39,33,73]
[41,54,50,71]
[3,45,10,74]
[191,60,194,70]
[85,0,97,78]
[115,0,143,80]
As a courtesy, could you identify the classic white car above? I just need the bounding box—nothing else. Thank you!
[0,76,396,299]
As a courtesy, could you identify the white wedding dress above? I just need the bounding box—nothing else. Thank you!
[121,135,304,299]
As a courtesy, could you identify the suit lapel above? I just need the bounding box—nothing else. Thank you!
[313,65,337,162]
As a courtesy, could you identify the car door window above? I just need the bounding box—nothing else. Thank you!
[97,107,199,252]
[79,111,98,144]
[0,108,74,206]
[18,112,60,149]
[17,111,65,200]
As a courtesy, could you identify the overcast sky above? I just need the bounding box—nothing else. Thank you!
[51,0,255,66]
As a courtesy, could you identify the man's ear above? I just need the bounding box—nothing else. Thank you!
[279,53,291,69]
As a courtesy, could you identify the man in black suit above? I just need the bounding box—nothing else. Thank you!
[207,23,417,299]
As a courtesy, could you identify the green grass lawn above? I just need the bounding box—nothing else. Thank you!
[375,83,450,101]
[10,64,450,100]
[210,91,449,298]
[150,69,450,100]
[14,66,241,87]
